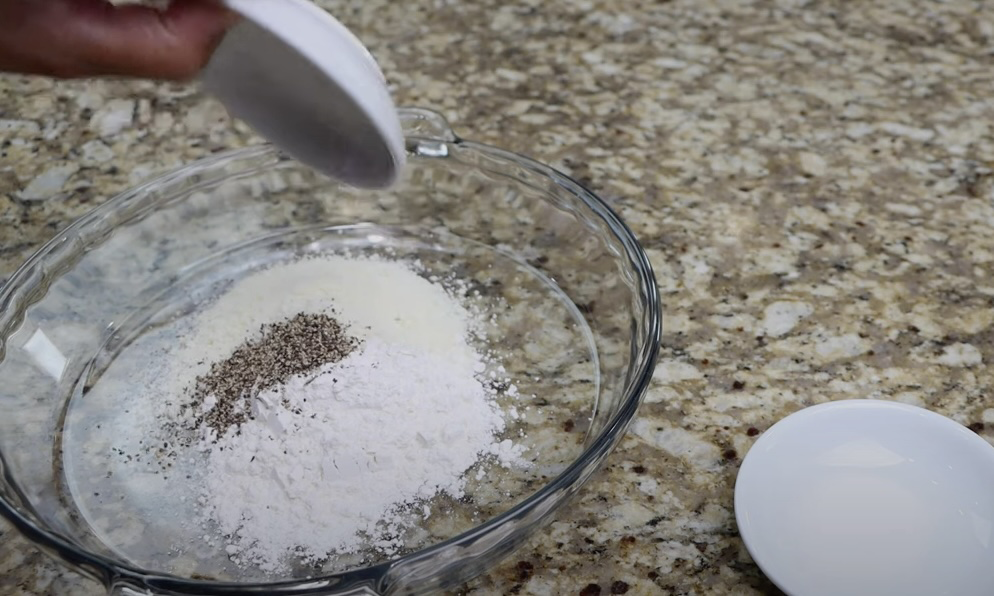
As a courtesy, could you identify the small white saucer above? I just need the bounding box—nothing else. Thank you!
[735,399,994,596]
[202,0,405,189]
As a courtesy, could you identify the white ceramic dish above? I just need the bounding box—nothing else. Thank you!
[735,399,994,596]
[202,0,405,188]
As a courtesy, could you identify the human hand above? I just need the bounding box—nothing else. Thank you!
[0,0,238,80]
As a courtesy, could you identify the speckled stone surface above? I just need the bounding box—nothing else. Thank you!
[3,0,994,594]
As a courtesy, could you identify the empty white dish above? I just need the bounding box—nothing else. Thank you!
[735,399,994,596]
[202,0,405,188]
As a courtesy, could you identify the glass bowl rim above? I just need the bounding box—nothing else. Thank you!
[0,109,661,593]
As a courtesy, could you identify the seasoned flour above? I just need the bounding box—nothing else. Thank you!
[166,255,524,573]
[199,337,522,572]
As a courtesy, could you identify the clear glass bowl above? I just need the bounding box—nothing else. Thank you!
[0,108,660,595]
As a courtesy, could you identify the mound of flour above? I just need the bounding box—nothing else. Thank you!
[169,255,523,573]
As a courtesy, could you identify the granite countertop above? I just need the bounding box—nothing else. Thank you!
[2,0,994,594]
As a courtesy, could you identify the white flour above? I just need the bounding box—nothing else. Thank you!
[174,255,523,573]
[166,255,481,399]
[199,338,521,572]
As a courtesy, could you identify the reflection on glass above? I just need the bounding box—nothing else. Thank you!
[23,328,67,381]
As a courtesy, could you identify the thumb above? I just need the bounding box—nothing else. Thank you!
[72,0,241,80]
[3,0,239,80]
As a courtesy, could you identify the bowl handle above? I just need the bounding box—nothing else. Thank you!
[398,107,459,143]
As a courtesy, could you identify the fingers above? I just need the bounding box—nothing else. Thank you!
[0,0,240,80]
[70,0,240,80]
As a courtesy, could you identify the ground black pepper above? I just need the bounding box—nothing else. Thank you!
[184,312,359,436]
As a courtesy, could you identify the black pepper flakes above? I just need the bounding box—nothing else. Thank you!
[185,312,359,437]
